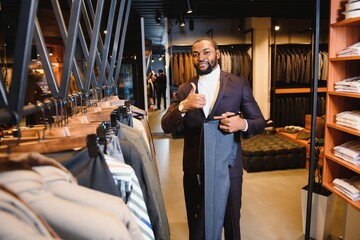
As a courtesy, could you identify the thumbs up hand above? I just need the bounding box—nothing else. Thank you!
[189,82,197,94]
[181,82,206,111]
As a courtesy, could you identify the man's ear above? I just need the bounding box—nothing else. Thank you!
[216,50,220,59]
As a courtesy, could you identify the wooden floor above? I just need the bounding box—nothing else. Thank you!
[148,109,344,240]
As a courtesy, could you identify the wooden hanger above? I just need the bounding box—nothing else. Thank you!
[0,121,100,154]
[0,96,128,154]
[0,119,98,154]
[0,135,87,154]
[0,127,68,146]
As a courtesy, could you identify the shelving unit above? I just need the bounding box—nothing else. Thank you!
[275,87,327,94]
[322,0,360,211]
[270,41,328,127]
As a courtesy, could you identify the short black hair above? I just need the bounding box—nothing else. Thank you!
[158,69,164,73]
[192,38,219,50]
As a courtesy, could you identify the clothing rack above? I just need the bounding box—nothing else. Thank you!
[170,42,254,87]
[218,44,252,52]
[274,93,326,127]
[0,1,171,239]
[271,43,328,50]
[0,0,132,126]
[271,43,328,88]
[270,41,328,128]
[171,43,252,51]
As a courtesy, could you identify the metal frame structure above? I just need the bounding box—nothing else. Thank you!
[0,0,132,124]
[305,0,321,238]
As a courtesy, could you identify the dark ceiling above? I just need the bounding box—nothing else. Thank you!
[0,0,330,58]
[132,0,329,20]
[131,0,330,53]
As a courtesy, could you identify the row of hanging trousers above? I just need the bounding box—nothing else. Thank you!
[274,95,326,127]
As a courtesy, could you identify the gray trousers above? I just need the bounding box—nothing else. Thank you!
[203,120,237,240]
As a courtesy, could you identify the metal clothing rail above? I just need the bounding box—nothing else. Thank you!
[0,0,132,125]
[0,90,98,129]
[305,0,321,239]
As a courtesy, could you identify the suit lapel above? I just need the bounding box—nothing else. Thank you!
[208,71,228,118]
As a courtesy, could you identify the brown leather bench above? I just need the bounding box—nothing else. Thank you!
[241,134,306,172]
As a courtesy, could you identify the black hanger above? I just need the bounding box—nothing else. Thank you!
[86,134,99,158]
[96,120,119,154]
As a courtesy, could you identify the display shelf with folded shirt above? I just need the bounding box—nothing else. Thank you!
[336,42,360,57]
[323,0,360,211]
[342,0,360,20]
[276,115,325,169]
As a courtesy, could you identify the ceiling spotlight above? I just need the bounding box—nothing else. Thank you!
[237,18,244,31]
[309,20,315,31]
[178,12,185,27]
[155,10,161,25]
[185,0,193,14]
[273,19,280,31]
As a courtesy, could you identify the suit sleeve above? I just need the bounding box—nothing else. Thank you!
[161,82,192,134]
[240,80,266,139]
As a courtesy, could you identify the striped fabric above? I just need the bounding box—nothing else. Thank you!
[105,155,155,240]
[133,117,158,175]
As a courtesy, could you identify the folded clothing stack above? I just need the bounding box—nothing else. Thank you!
[342,0,360,19]
[333,176,360,201]
[334,75,360,93]
[336,110,360,130]
[278,125,304,134]
[333,140,360,166]
[336,42,360,57]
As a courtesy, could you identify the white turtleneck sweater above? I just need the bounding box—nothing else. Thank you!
[197,65,221,117]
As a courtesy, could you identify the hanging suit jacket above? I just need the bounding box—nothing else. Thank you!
[118,123,170,240]
[161,70,266,177]
[0,184,59,239]
[0,154,143,240]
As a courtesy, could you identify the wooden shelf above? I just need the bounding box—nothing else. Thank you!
[323,182,360,210]
[327,123,360,137]
[329,56,360,61]
[277,127,324,169]
[324,0,360,212]
[276,129,309,146]
[331,17,360,27]
[327,91,360,99]
[325,151,360,173]
[275,87,327,94]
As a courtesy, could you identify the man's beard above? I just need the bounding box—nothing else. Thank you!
[195,60,217,76]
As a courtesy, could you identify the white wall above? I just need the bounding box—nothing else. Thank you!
[249,18,271,119]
